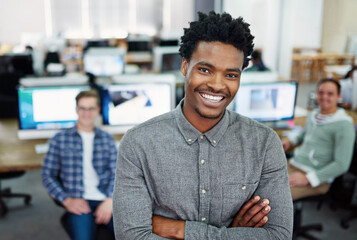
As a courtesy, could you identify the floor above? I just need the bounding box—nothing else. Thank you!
[1,170,357,239]
[1,83,357,240]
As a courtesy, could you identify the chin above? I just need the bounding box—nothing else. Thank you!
[196,108,224,120]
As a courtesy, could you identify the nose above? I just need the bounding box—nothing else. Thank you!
[207,73,225,91]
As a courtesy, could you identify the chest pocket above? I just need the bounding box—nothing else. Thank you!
[221,182,259,223]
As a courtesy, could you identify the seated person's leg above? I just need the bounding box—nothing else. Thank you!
[287,161,330,201]
[105,217,114,232]
[88,200,114,233]
[66,211,96,240]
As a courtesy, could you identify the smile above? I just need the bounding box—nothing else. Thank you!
[200,93,224,102]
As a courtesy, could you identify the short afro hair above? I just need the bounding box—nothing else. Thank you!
[179,11,254,69]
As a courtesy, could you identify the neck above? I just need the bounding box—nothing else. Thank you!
[320,108,338,115]
[182,105,222,133]
[76,123,95,132]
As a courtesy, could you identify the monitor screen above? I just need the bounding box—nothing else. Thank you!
[127,40,151,52]
[83,48,125,77]
[159,39,179,46]
[1,54,34,76]
[234,82,298,122]
[103,74,176,128]
[162,53,182,72]
[152,46,181,73]
[18,85,90,130]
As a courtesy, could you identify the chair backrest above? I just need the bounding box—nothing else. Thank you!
[329,132,357,204]
[348,131,357,175]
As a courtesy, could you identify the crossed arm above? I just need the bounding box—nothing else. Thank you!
[151,196,271,239]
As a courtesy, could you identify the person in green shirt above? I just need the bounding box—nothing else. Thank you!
[282,78,356,200]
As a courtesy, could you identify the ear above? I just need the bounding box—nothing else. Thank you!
[181,58,188,76]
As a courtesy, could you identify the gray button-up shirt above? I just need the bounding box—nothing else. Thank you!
[113,101,293,239]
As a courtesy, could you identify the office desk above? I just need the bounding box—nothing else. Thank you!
[0,119,47,173]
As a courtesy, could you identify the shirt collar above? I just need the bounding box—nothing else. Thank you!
[175,99,230,147]
[69,126,101,137]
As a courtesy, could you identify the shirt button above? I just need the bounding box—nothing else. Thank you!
[201,217,206,222]
[188,138,192,142]
[213,140,216,144]
[202,189,206,194]
[242,185,247,190]
[200,135,204,139]
[201,159,205,164]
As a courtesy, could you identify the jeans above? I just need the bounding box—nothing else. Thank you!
[65,200,114,240]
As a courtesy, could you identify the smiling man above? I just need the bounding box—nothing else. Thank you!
[113,11,293,239]
[282,79,355,200]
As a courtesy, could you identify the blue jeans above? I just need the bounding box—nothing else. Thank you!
[65,200,114,240]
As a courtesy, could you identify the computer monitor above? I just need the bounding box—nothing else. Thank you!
[17,85,90,139]
[127,40,151,52]
[86,39,110,48]
[1,54,34,76]
[152,46,181,73]
[234,81,298,122]
[158,39,179,47]
[102,74,176,134]
[83,47,125,77]
[20,74,89,87]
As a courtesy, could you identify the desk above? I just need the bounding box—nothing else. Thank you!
[0,119,124,173]
[0,119,47,173]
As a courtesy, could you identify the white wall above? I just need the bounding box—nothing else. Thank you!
[171,0,195,31]
[0,0,195,45]
[322,0,357,53]
[223,0,324,80]
[0,0,46,44]
[223,0,281,71]
[290,0,324,48]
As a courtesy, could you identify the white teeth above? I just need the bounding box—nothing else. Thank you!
[201,93,223,101]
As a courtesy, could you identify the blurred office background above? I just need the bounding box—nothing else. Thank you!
[0,0,356,79]
[1,0,357,239]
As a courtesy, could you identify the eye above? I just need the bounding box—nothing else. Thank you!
[226,73,239,78]
[198,67,210,73]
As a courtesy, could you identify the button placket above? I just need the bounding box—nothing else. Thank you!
[198,135,210,223]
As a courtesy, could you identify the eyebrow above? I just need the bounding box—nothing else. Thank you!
[198,61,242,73]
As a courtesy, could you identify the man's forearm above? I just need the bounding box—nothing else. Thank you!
[152,215,185,239]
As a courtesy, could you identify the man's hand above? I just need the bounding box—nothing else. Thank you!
[289,172,309,187]
[63,198,91,215]
[152,215,185,240]
[230,195,271,228]
[94,198,113,225]
[281,138,292,152]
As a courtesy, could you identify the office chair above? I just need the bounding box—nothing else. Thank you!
[329,134,357,229]
[0,171,32,217]
[293,193,327,240]
[44,51,65,76]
